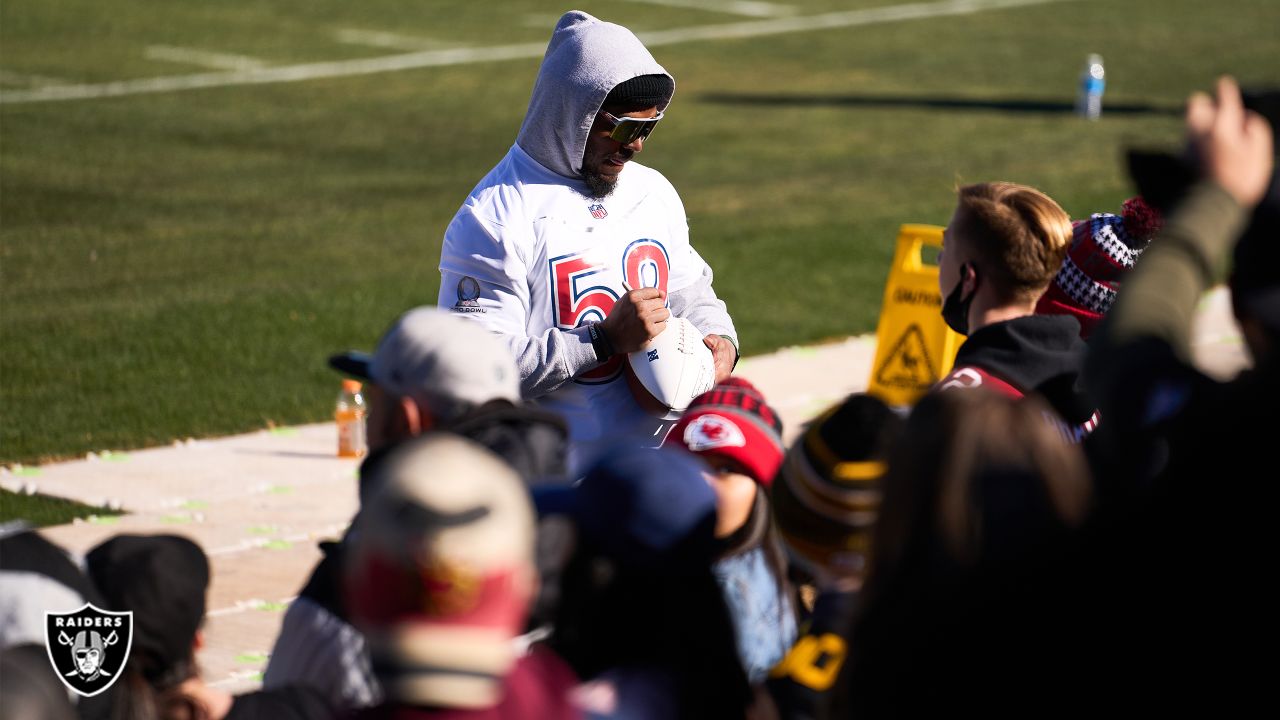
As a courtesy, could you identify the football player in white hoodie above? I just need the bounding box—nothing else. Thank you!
[438,11,738,473]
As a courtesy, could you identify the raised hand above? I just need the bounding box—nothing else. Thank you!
[1186,76,1274,208]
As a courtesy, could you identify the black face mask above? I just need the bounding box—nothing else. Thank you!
[941,263,977,335]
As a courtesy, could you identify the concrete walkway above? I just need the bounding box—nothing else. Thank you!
[1,288,1248,692]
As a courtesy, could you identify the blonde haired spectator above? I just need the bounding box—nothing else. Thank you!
[935,181,1099,442]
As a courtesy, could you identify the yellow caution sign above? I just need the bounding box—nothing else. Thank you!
[867,225,965,407]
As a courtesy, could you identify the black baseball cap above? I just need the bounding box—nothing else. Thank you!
[85,535,209,681]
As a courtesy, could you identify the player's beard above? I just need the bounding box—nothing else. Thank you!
[582,169,617,198]
[581,147,634,198]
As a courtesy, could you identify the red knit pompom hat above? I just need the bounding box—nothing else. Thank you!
[1036,196,1163,338]
[665,377,785,487]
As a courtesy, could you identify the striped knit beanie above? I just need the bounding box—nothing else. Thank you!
[666,377,784,487]
[771,393,903,571]
[1036,196,1163,338]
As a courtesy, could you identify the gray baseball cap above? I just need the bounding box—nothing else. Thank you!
[329,307,520,409]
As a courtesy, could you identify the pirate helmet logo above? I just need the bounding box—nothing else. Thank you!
[45,603,133,697]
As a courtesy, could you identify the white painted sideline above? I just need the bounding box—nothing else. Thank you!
[0,0,1074,105]
[333,28,455,52]
[623,0,797,18]
[145,45,267,71]
[638,0,1073,44]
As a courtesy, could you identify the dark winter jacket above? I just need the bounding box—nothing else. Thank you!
[936,314,1098,438]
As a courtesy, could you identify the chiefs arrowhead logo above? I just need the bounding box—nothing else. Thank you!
[683,414,746,452]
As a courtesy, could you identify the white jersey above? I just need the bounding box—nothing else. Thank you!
[439,144,735,473]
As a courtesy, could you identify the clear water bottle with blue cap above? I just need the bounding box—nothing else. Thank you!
[1077,54,1105,120]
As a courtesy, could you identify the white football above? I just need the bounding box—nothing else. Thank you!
[625,317,717,421]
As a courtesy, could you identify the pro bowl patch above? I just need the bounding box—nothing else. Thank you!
[454,276,485,313]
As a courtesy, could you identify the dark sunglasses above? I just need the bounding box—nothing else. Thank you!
[599,110,663,145]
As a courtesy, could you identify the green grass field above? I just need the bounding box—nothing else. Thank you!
[2,0,1277,465]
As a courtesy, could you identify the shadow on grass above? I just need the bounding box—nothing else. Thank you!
[0,489,122,528]
[699,92,1181,116]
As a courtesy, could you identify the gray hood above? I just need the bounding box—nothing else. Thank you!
[515,10,674,180]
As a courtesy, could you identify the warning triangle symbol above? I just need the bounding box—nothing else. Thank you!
[875,324,938,390]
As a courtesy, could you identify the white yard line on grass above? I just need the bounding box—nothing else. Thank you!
[0,0,1076,104]
[623,0,796,18]
[638,0,1069,44]
[144,45,268,71]
[333,28,456,52]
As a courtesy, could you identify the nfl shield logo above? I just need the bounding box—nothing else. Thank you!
[45,603,133,697]
[588,203,608,220]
